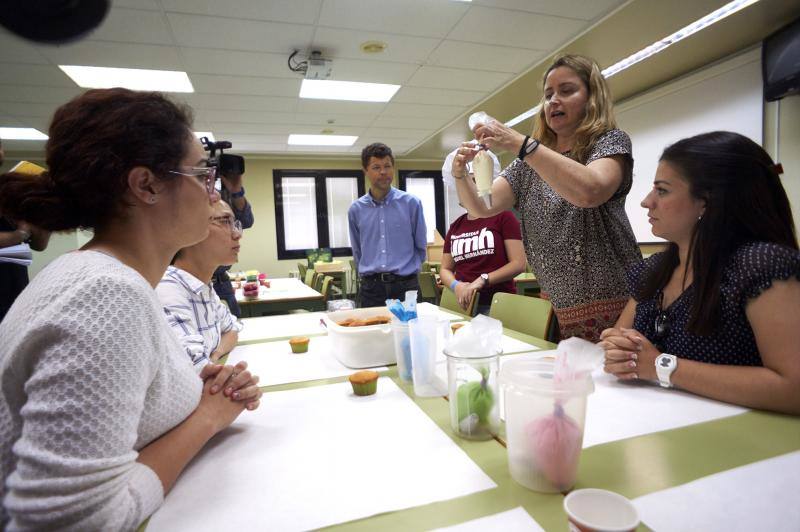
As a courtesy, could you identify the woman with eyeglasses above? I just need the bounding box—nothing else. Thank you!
[0,88,262,529]
[157,200,246,371]
[600,131,800,415]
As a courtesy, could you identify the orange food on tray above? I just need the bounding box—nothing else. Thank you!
[336,316,391,327]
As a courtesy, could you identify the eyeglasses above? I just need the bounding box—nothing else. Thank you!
[211,216,243,236]
[169,166,218,196]
[653,291,670,344]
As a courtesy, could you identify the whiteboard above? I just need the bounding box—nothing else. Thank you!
[615,48,763,242]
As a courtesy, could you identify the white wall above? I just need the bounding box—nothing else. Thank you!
[615,47,764,242]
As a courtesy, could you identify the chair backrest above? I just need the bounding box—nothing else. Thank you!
[297,262,307,279]
[304,269,316,287]
[320,275,332,300]
[439,287,477,317]
[421,261,431,273]
[417,272,439,304]
[313,272,324,291]
[489,292,552,339]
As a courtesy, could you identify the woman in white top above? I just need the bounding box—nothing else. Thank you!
[157,200,245,371]
[0,88,262,530]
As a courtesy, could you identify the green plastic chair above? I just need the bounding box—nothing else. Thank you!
[439,286,477,317]
[417,271,439,304]
[489,292,553,339]
[348,259,359,298]
[304,269,316,287]
[313,272,325,291]
[319,275,333,300]
[297,262,307,280]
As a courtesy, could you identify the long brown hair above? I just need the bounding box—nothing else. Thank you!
[638,131,797,335]
[532,54,617,164]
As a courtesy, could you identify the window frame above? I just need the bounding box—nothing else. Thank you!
[398,170,446,240]
[273,169,365,260]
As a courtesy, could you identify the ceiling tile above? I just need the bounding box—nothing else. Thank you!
[473,0,626,21]
[167,13,314,54]
[162,0,323,25]
[292,113,376,127]
[7,115,51,131]
[328,57,419,84]
[0,63,77,87]
[392,86,484,107]
[181,93,297,112]
[37,41,183,70]
[180,48,294,78]
[0,102,61,118]
[89,8,173,45]
[427,40,547,74]
[381,102,464,119]
[0,85,83,104]
[214,122,363,136]
[295,99,386,116]
[360,128,434,141]
[373,114,451,130]
[0,30,49,65]
[317,0,468,38]
[190,74,301,97]
[113,0,161,9]
[407,66,511,92]
[195,109,297,124]
[449,6,586,49]
[312,27,440,64]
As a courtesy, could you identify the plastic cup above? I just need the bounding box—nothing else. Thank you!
[444,347,501,440]
[499,358,594,492]
[564,489,640,532]
[408,316,448,397]
[391,319,412,382]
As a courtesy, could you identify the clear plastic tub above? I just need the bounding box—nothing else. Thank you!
[444,347,501,440]
[499,358,594,492]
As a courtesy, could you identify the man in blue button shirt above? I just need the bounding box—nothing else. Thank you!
[348,143,427,307]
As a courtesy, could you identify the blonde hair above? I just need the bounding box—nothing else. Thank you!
[531,54,617,164]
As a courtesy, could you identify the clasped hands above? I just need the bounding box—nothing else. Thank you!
[454,278,484,310]
[598,327,660,382]
[199,360,262,411]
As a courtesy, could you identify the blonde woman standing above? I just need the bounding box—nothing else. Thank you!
[453,54,641,341]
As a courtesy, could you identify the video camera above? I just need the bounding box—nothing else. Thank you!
[200,137,245,176]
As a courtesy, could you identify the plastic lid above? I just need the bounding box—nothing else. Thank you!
[443,346,502,361]
[499,358,594,397]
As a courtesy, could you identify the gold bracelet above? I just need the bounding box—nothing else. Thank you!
[453,172,467,180]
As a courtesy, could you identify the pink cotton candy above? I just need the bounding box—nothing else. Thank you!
[525,405,583,492]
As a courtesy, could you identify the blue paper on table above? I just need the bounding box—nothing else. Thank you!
[385,290,418,322]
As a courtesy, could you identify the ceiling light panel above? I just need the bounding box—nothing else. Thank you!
[0,127,48,140]
[287,134,358,146]
[299,79,400,103]
[59,65,194,92]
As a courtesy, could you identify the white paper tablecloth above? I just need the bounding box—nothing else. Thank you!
[634,451,800,531]
[147,378,497,532]
[432,507,546,532]
[227,336,388,387]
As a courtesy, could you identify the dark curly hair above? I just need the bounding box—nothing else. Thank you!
[0,88,194,231]
[361,142,394,168]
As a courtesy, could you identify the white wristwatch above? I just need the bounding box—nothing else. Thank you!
[655,353,678,388]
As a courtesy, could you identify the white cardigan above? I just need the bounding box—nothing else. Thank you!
[0,251,202,531]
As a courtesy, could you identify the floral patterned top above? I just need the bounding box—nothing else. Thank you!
[503,129,641,341]
[628,242,800,365]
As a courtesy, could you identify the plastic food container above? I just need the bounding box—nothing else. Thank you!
[499,358,593,492]
[324,308,396,368]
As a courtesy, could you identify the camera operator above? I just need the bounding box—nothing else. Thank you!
[212,157,254,318]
